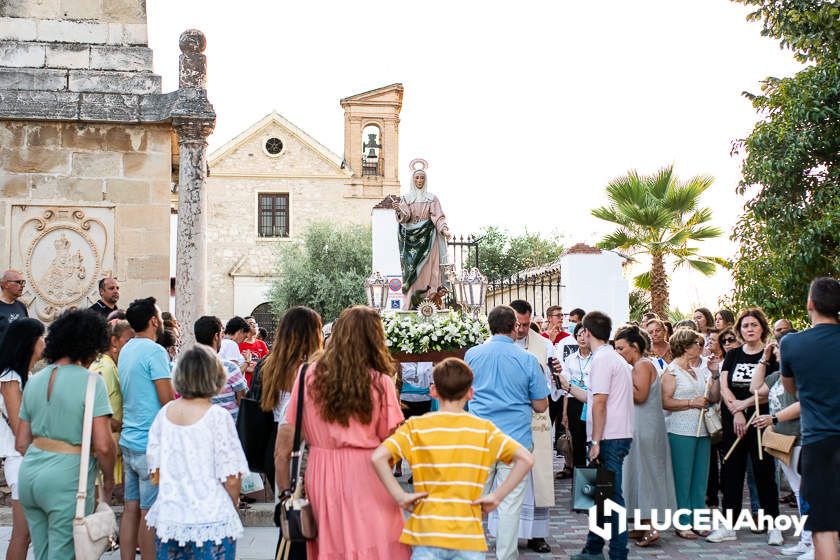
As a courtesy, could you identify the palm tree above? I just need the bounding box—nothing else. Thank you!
[591,164,726,319]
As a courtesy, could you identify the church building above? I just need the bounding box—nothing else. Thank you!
[192,83,404,324]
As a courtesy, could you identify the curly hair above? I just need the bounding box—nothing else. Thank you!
[43,309,108,366]
[260,306,322,412]
[310,306,396,426]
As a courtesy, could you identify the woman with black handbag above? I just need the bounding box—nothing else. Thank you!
[252,307,322,559]
[275,306,409,560]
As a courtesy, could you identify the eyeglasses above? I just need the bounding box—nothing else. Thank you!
[721,337,737,344]
[5,280,25,286]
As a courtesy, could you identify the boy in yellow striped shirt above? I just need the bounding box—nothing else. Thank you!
[372,358,534,559]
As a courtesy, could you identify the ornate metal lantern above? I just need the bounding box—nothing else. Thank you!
[364,271,389,312]
[457,268,487,318]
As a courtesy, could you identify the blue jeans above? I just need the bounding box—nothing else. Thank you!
[583,438,632,560]
[122,446,159,510]
[411,546,485,560]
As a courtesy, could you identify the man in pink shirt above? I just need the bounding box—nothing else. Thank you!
[573,311,634,560]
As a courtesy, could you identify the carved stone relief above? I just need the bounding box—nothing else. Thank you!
[10,206,115,322]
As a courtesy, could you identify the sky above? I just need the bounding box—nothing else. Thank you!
[146,0,802,313]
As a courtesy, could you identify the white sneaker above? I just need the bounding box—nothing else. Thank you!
[782,543,810,556]
[797,547,814,560]
[707,528,737,543]
[768,529,784,546]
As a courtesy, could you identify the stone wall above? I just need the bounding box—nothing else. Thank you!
[0,120,171,316]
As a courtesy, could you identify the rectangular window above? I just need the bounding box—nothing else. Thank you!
[257,193,289,237]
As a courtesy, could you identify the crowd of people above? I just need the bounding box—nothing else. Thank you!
[0,268,837,560]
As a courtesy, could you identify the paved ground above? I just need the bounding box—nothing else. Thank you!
[0,475,803,559]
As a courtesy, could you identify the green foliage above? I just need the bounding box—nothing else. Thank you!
[268,221,371,323]
[628,289,651,322]
[591,164,725,317]
[469,226,564,280]
[737,0,840,63]
[731,0,840,322]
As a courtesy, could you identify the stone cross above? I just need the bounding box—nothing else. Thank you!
[174,29,215,346]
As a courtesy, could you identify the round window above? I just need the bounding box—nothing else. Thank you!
[265,137,284,155]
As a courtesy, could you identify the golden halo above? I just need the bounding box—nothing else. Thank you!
[409,158,428,172]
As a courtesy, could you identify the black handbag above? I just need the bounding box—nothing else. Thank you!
[279,363,317,543]
[236,359,277,473]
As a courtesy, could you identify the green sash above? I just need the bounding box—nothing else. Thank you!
[398,219,436,294]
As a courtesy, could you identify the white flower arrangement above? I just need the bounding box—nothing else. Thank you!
[383,310,489,354]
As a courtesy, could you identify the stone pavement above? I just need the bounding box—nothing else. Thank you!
[0,475,802,559]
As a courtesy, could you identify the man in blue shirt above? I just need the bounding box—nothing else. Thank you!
[118,297,174,560]
[466,305,549,560]
[781,277,840,560]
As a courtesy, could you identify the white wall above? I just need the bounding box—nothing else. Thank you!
[560,250,629,336]
[371,207,406,310]
[233,276,272,318]
[372,208,401,276]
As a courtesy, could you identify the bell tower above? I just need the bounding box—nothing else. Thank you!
[340,83,403,198]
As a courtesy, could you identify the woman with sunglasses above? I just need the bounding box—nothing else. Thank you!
[707,309,781,546]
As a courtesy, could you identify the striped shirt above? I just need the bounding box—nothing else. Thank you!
[382,411,521,551]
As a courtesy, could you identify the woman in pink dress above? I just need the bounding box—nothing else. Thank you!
[276,306,409,560]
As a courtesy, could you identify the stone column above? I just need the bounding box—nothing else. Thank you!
[174,30,215,346]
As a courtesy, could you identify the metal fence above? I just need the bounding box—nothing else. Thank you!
[447,234,479,272]
[445,234,563,316]
[484,269,563,316]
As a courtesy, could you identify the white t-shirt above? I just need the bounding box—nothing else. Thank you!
[219,339,244,366]
[146,403,249,545]
[0,369,22,458]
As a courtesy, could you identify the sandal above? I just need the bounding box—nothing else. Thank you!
[675,529,698,540]
[635,530,660,547]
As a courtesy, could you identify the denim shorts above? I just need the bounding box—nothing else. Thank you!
[411,546,485,560]
[122,446,159,510]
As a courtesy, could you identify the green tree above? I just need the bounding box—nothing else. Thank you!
[268,221,371,322]
[592,164,725,319]
[469,226,564,280]
[731,0,840,323]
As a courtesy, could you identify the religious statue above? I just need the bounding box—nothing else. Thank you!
[39,234,87,303]
[395,159,451,309]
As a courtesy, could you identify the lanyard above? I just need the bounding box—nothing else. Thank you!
[575,352,592,385]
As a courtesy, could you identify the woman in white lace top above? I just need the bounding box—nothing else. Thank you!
[146,345,249,559]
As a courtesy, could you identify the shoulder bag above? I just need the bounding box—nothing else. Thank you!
[279,364,317,543]
[73,373,118,559]
[703,403,724,444]
[762,426,796,465]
